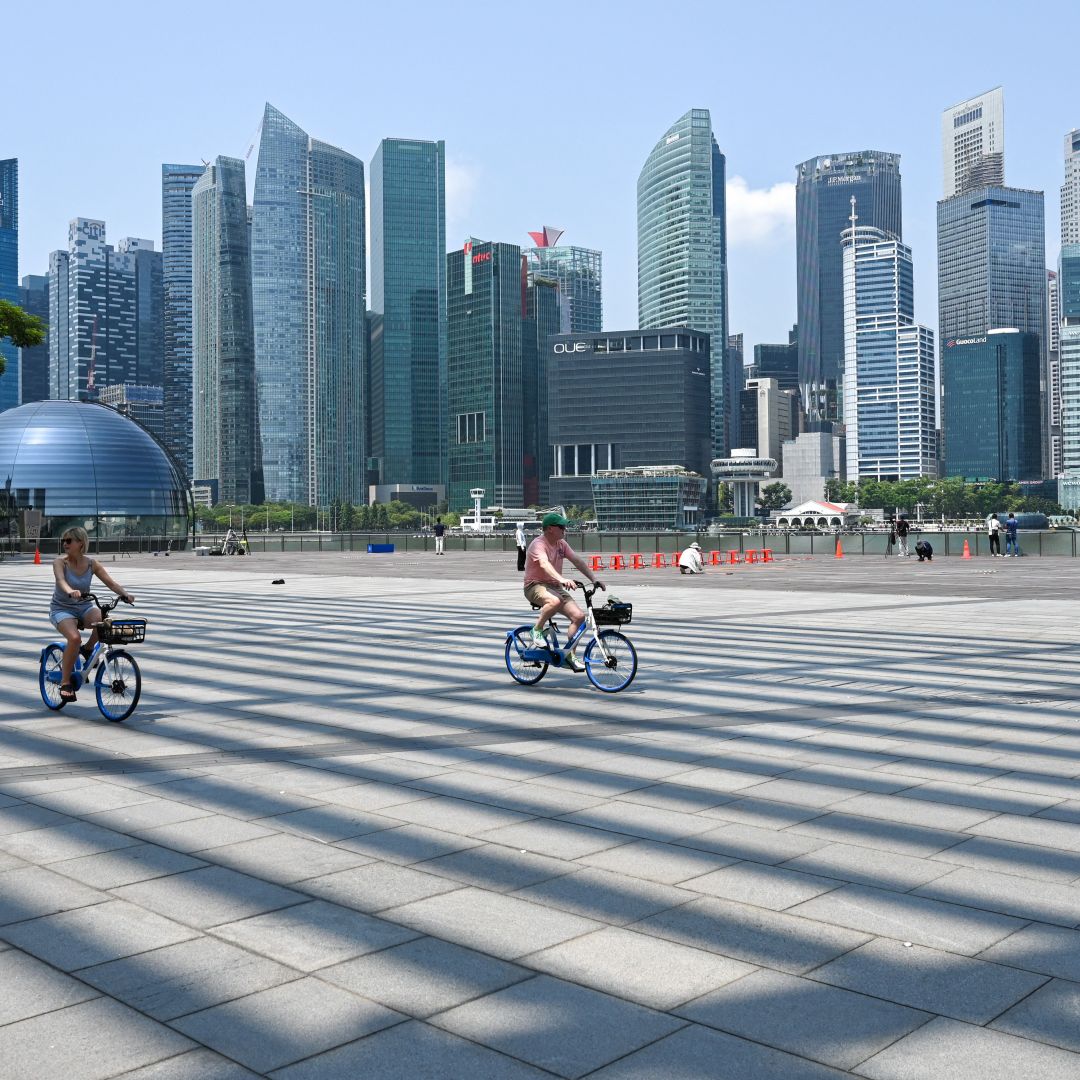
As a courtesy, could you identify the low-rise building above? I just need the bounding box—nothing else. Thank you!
[590,466,707,531]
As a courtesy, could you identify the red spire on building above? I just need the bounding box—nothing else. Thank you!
[527,225,565,248]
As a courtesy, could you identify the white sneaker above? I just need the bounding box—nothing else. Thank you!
[566,653,586,673]
[530,628,546,646]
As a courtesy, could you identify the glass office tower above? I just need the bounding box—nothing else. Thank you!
[162,164,204,478]
[446,241,523,510]
[841,222,936,481]
[795,151,902,423]
[525,234,602,334]
[192,157,259,505]
[638,109,731,456]
[252,103,366,505]
[0,159,18,413]
[942,330,1042,481]
[521,277,562,506]
[368,138,446,490]
[1059,245,1080,475]
[47,220,158,403]
[18,274,49,404]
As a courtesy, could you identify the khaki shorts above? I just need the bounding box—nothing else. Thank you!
[524,582,573,608]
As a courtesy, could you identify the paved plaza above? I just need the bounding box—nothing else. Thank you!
[3,549,1080,1077]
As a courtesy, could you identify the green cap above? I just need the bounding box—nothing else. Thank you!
[542,512,569,528]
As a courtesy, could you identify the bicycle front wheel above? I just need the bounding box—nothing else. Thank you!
[584,630,638,693]
[95,649,141,722]
[39,644,67,710]
[505,625,549,685]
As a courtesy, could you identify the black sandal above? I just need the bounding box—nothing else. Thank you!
[59,684,77,703]
[79,643,94,662]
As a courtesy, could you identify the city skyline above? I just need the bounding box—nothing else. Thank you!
[5,1,1077,359]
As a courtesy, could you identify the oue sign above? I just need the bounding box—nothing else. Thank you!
[553,342,588,354]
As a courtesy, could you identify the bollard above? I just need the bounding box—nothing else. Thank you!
[652,552,669,569]
[610,554,626,571]
[746,549,759,564]
[710,550,722,566]
[590,555,604,572]
[631,553,646,570]
[728,550,741,565]
[762,548,773,563]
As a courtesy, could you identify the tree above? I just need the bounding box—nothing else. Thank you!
[0,301,46,375]
[758,482,792,512]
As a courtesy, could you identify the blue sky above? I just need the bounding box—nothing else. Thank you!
[7,0,1076,354]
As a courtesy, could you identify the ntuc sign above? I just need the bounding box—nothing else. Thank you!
[471,251,491,264]
[553,341,589,354]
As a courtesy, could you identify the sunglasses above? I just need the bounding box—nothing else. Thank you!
[62,538,78,544]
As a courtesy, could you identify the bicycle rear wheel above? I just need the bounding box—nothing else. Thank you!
[95,649,141,722]
[39,644,67,710]
[505,625,549,685]
[584,630,638,693]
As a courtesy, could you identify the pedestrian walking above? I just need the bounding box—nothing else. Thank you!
[885,519,896,558]
[895,515,910,558]
[515,521,527,572]
[1005,512,1020,557]
[987,513,1002,557]
[434,518,446,555]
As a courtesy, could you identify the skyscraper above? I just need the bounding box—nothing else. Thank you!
[1049,269,1062,476]
[17,274,49,404]
[368,138,446,490]
[252,103,366,506]
[942,88,1005,197]
[795,151,902,423]
[525,227,602,334]
[161,163,204,478]
[192,157,259,505]
[841,212,936,481]
[1063,130,1080,246]
[750,326,799,392]
[1059,245,1080,476]
[521,276,561,506]
[942,330,1042,481]
[0,159,18,413]
[446,240,523,510]
[47,220,161,402]
[937,188,1046,344]
[637,109,731,456]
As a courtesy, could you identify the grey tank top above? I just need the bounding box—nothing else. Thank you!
[52,561,95,611]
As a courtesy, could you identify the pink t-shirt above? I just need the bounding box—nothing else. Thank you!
[524,534,575,588]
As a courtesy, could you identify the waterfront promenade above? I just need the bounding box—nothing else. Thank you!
[2,550,1080,1077]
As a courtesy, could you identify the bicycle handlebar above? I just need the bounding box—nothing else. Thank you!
[573,580,606,604]
[78,592,134,614]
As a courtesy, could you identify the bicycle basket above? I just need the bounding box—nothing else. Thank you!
[594,601,632,625]
[98,618,147,645]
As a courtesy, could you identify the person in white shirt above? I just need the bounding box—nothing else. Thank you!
[515,521,527,572]
[987,513,1002,557]
[679,542,705,575]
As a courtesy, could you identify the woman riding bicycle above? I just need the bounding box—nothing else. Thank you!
[50,526,134,703]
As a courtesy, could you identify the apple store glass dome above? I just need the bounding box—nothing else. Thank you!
[0,400,190,542]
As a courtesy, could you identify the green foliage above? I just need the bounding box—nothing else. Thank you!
[758,482,792,511]
[0,301,46,375]
[847,477,1061,519]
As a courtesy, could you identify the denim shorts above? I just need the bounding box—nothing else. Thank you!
[49,602,96,630]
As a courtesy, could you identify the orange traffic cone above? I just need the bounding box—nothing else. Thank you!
[33,548,41,565]
[962,539,972,560]
[835,539,844,559]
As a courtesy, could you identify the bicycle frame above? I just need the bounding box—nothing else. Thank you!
[526,582,613,666]
[42,638,113,691]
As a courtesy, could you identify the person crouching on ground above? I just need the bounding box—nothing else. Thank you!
[523,512,604,672]
[50,527,134,703]
[915,539,933,562]
[679,541,705,574]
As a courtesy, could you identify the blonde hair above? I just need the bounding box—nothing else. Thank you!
[62,526,89,549]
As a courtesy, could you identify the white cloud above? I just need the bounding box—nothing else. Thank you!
[726,176,796,247]
[445,157,480,240]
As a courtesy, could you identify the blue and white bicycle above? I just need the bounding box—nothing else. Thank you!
[39,593,145,722]
[505,580,638,693]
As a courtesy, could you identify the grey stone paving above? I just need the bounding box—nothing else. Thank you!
[3,551,1080,1076]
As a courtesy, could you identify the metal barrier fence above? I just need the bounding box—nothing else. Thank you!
[6,531,1080,558]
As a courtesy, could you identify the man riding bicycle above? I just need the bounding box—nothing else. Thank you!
[523,512,604,672]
